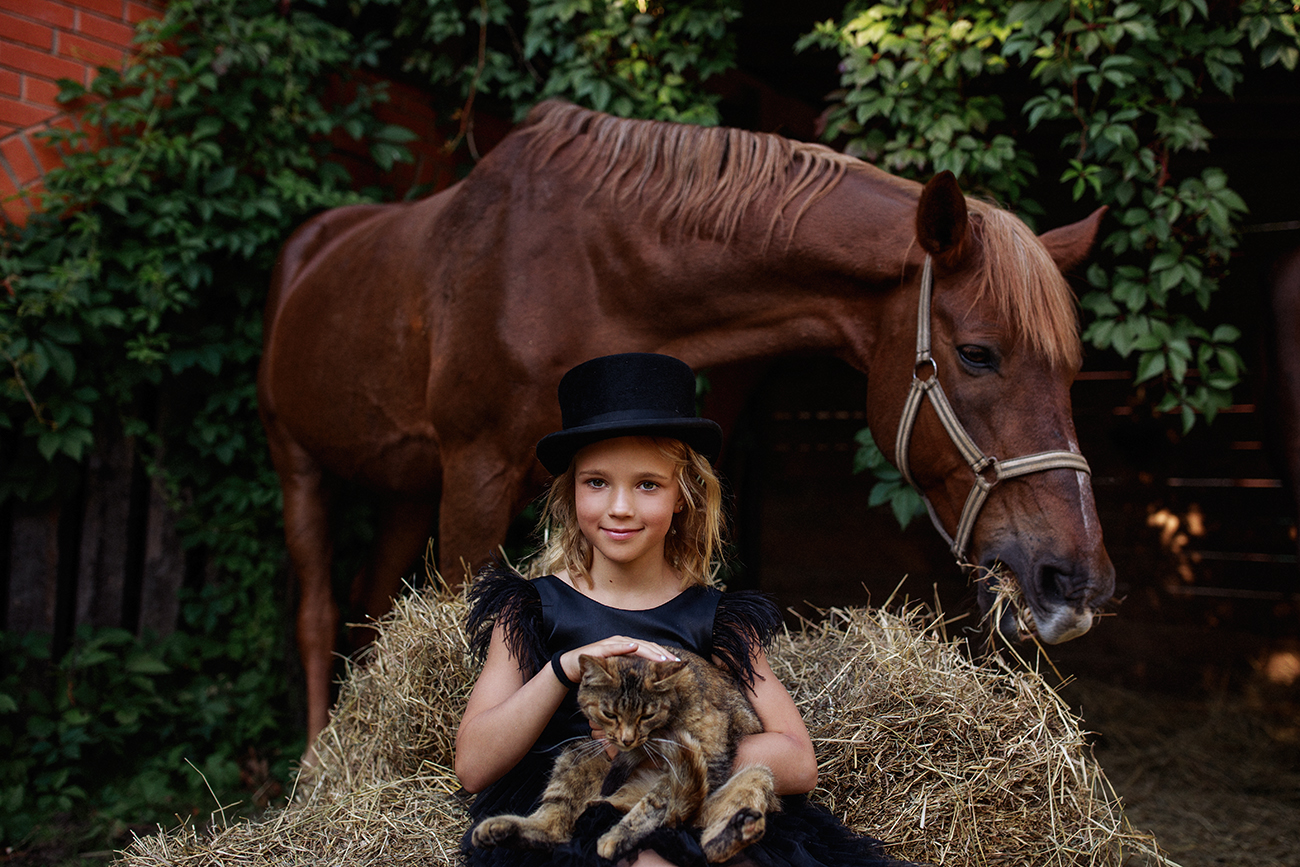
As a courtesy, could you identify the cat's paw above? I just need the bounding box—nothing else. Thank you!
[470,815,525,848]
[596,828,634,862]
[701,806,765,863]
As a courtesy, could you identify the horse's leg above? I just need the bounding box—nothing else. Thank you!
[266,433,337,752]
[348,496,437,650]
[437,453,530,586]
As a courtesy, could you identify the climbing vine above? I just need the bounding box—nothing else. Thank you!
[800,0,1300,522]
[0,0,410,848]
[358,0,742,127]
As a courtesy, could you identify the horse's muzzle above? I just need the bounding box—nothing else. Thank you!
[979,550,1114,644]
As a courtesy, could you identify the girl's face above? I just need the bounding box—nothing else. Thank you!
[573,436,684,575]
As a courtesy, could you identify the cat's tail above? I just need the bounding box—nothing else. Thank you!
[668,730,711,809]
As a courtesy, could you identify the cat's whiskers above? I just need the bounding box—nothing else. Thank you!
[572,738,612,759]
[643,738,680,771]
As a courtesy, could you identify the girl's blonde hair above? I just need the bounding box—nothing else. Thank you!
[530,437,726,588]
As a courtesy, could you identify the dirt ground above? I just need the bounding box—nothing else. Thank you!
[1050,625,1300,867]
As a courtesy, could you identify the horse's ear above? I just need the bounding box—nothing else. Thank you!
[916,171,970,264]
[1039,206,1107,275]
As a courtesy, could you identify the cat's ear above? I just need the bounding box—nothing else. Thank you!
[579,654,616,686]
[651,659,690,689]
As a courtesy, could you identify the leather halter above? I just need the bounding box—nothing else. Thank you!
[893,255,1092,564]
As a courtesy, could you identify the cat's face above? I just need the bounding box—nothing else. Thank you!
[577,655,690,751]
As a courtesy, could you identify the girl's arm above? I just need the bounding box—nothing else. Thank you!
[732,649,819,796]
[455,625,680,793]
[455,622,565,793]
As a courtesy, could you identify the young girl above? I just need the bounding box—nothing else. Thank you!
[455,353,913,867]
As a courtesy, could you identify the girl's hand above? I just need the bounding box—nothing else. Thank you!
[556,636,680,691]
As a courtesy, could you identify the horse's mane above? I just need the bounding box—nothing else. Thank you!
[520,100,859,244]
[965,201,1082,369]
[520,101,1080,368]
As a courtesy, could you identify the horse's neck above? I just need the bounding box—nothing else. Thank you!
[643,168,921,369]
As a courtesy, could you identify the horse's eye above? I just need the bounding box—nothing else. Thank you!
[957,344,996,370]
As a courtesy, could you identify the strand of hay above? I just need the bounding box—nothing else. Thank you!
[117,584,1173,867]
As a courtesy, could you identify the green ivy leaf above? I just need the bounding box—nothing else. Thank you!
[203,165,237,195]
[1135,350,1166,384]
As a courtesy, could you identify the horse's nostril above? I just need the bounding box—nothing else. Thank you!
[1043,564,1085,605]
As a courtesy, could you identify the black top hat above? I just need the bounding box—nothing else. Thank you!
[536,353,723,475]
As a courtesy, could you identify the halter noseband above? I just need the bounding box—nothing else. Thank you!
[893,255,1092,565]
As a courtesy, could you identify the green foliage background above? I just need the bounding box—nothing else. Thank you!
[800,0,1300,521]
[0,0,1297,857]
[0,0,406,850]
[0,0,743,854]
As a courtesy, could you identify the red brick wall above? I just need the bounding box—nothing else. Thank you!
[0,0,161,224]
[0,1,474,225]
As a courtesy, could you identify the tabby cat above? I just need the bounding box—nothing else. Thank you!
[470,646,780,863]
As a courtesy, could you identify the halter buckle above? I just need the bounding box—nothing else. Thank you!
[913,355,937,382]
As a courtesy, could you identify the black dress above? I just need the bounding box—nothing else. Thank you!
[460,568,916,867]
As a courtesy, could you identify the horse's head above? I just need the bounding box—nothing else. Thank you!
[869,172,1115,644]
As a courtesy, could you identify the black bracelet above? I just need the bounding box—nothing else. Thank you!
[550,651,579,690]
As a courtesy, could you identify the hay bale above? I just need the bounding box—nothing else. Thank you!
[774,606,1162,866]
[117,585,1170,867]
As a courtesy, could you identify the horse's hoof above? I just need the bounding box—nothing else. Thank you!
[702,807,765,862]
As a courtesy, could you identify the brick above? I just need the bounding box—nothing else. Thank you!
[78,11,136,48]
[0,42,88,83]
[22,75,62,109]
[29,114,88,156]
[0,12,55,50]
[0,0,76,30]
[0,144,17,186]
[23,127,64,173]
[0,160,24,200]
[3,193,34,225]
[125,1,161,25]
[0,95,56,128]
[57,31,125,69]
[1,168,42,218]
[0,69,19,97]
[1,134,42,186]
[73,0,125,20]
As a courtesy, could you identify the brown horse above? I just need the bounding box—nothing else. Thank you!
[258,100,1115,744]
